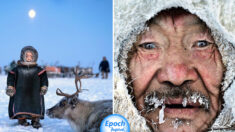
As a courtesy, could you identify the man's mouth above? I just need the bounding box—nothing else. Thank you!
[144,96,210,124]
[163,98,205,117]
[144,92,210,118]
[165,98,203,109]
[165,104,199,108]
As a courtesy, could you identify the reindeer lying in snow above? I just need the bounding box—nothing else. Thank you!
[46,69,112,132]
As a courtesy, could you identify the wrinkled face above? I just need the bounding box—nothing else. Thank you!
[128,11,224,132]
[25,51,33,62]
[46,96,78,119]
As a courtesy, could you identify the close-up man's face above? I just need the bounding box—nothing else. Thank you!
[128,10,224,132]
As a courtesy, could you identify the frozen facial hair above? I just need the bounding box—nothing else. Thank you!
[144,85,210,113]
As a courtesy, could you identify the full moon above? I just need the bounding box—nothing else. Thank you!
[28,9,36,19]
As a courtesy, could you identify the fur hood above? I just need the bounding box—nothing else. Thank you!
[114,0,235,131]
[20,46,38,65]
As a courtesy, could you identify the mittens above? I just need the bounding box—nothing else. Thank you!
[40,86,48,95]
[6,86,15,97]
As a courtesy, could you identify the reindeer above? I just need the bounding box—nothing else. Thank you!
[46,68,112,132]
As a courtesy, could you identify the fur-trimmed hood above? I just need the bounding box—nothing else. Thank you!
[114,0,235,131]
[20,46,38,65]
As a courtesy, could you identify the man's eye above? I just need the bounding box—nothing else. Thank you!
[139,43,156,49]
[194,40,211,48]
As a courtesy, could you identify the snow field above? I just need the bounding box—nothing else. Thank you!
[0,75,113,132]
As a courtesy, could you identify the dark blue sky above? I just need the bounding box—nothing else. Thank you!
[0,0,112,73]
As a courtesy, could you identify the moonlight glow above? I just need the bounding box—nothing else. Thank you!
[28,9,36,19]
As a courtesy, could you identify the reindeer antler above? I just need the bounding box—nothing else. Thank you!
[56,66,82,97]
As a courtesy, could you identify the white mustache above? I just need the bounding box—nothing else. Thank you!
[144,90,210,113]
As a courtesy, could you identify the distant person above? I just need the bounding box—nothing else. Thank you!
[6,46,48,129]
[99,56,110,79]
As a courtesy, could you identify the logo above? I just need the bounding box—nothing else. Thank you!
[100,114,130,132]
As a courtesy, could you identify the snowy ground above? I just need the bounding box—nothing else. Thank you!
[0,75,113,132]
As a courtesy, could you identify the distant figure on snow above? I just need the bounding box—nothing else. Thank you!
[99,56,110,79]
[6,46,48,129]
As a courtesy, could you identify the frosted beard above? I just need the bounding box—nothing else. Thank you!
[143,85,210,129]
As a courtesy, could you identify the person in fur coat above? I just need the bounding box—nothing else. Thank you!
[6,46,48,129]
[99,56,110,79]
[114,0,235,132]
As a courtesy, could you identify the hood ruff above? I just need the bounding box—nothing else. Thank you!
[114,0,235,131]
[20,46,38,64]
[20,61,37,66]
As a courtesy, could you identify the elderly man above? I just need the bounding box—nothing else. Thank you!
[114,0,235,132]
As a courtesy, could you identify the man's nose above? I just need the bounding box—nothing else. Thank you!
[157,63,198,86]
